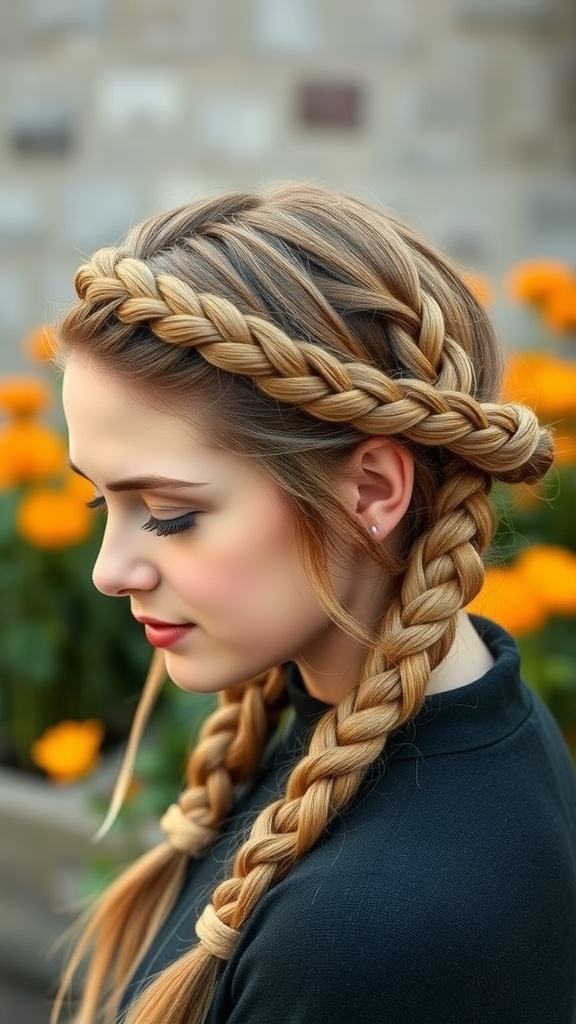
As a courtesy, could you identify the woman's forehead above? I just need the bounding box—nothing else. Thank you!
[62,354,278,493]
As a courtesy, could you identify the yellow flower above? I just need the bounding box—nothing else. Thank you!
[466,565,547,636]
[24,324,57,364]
[469,546,576,632]
[542,281,576,334]
[463,271,492,308]
[62,466,96,503]
[507,259,574,305]
[502,351,576,418]
[31,720,105,784]
[515,545,576,617]
[501,352,544,409]
[0,421,66,487]
[16,488,92,548]
[0,375,51,418]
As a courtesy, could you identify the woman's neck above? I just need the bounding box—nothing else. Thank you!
[295,612,495,704]
[425,612,495,695]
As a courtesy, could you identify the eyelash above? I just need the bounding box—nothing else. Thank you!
[85,496,198,537]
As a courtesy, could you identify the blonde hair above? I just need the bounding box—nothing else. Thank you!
[52,184,552,1024]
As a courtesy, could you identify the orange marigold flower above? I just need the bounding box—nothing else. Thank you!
[24,324,57,364]
[0,375,51,418]
[62,467,96,503]
[515,544,576,616]
[507,259,574,305]
[541,281,576,334]
[17,488,92,548]
[463,271,492,308]
[0,421,66,487]
[31,719,105,784]
[466,565,547,636]
[502,351,576,418]
[501,352,546,408]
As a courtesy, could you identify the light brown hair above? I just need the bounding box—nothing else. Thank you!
[52,184,552,1024]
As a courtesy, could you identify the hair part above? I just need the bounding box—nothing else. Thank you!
[52,182,552,1024]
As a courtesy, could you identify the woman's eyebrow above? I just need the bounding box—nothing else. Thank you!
[67,459,208,493]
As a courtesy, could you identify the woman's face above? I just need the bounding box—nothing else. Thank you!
[62,355,381,700]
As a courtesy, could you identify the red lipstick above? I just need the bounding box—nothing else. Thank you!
[134,617,194,649]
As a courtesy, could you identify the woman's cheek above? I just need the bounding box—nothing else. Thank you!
[174,509,300,614]
[171,551,261,611]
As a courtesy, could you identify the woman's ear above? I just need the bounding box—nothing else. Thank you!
[340,437,414,538]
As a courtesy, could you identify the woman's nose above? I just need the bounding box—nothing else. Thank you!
[92,521,159,597]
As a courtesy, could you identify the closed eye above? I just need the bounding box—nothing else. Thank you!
[85,496,198,537]
[86,496,107,513]
[142,513,197,537]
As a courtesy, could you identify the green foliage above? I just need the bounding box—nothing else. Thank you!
[492,467,576,555]
[0,501,151,769]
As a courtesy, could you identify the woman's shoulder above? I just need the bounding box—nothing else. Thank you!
[214,797,576,1024]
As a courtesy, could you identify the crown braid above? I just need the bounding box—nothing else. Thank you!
[54,183,554,1024]
[74,250,549,483]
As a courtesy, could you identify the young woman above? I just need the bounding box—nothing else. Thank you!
[54,184,576,1024]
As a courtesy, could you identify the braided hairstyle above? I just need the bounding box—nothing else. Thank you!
[52,184,552,1024]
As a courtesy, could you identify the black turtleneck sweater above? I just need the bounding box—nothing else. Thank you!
[120,617,576,1023]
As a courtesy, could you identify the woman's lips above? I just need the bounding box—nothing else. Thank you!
[135,618,195,649]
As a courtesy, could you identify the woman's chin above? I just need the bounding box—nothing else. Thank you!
[162,650,236,695]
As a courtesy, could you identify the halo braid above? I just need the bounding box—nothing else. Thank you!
[75,251,544,483]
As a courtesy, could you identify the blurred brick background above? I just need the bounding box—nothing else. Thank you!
[0,0,575,378]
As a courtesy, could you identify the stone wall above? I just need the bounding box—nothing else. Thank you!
[1,0,574,370]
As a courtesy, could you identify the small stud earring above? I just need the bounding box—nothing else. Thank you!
[370,524,379,536]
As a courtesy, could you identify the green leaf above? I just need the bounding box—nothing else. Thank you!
[1,621,59,684]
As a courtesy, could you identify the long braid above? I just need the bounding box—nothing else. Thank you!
[161,668,286,854]
[55,184,553,1024]
[51,672,285,1024]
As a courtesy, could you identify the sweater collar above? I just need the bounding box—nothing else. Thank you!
[283,616,532,760]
